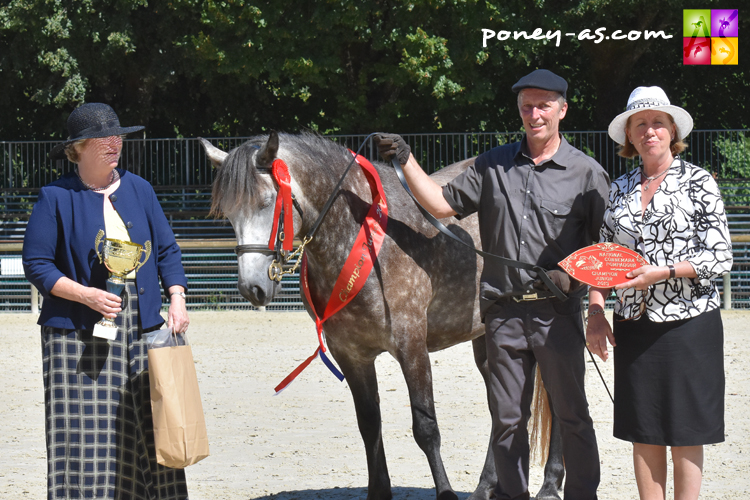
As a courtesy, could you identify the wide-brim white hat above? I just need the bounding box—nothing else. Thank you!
[607,86,693,146]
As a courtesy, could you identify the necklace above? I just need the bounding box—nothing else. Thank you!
[642,167,669,191]
[75,167,119,192]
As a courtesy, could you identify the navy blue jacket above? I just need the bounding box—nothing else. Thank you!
[23,169,187,330]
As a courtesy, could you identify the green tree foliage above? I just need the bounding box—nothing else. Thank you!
[716,132,750,177]
[714,132,750,207]
[0,0,206,138]
[0,0,747,139]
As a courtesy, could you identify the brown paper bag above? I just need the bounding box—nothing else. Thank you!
[148,343,210,468]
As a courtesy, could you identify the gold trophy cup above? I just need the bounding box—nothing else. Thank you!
[93,229,151,339]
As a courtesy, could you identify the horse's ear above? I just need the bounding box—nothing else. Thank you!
[199,137,228,169]
[257,131,279,168]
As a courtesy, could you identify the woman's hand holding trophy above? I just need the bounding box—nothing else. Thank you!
[93,229,151,339]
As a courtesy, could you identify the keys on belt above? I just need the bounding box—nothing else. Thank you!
[511,292,552,302]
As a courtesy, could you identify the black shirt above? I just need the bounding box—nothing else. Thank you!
[442,135,610,311]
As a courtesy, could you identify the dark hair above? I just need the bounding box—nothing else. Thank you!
[618,114,688,159]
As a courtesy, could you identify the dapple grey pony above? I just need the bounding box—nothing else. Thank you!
[201,132,563,500]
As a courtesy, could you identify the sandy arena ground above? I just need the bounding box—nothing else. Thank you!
[1,309,748,499]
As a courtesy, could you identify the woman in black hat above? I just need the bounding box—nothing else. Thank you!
[586,87,732,500]
[23,103,190,499]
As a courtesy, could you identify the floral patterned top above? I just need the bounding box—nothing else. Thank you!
[600,157,733,322]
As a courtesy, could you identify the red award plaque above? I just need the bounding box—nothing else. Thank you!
[559,243,648,288]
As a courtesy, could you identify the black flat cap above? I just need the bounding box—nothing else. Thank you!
[511,69,567,98]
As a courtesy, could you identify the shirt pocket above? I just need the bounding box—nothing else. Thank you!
[539,198,571,236]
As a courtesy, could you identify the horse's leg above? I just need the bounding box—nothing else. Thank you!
[333,352,392,500]
[395,339,457,500]
[467,335,497,500]
[535,391,564,500]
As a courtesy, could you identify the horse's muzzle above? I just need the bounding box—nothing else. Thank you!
[238,282,276,307]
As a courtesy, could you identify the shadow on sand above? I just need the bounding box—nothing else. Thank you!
[247,487,553,499]
[248,486,477,500]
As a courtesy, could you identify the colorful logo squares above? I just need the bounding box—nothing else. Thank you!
[683,9,739,65]
[712,9,739,37]
[712,38,738,64]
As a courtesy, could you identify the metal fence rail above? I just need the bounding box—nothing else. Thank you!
[3,129,750,190]
[179,249,304,311]
[0,249,305,313]
[2,130,749,312]
[3,130,750,225]
[3,236,750,313]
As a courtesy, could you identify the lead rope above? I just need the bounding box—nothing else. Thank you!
[390,156,614,403]
[582,308,615,404]
[389,157,567,300]
[302,135,377,241]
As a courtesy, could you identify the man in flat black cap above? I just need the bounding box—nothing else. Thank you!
[375,69,609,499]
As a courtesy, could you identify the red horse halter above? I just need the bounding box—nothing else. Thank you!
[235,145,383,284]
[233,157,307,282]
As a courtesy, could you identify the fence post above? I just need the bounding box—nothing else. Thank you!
[31,284,39,314]
[723,273,732,310]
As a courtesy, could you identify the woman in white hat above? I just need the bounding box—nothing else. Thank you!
[586,87,732,500]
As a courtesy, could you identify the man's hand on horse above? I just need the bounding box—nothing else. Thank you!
[532,270,576,294]
[373,133,411,165]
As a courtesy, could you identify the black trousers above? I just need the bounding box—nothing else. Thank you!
[484,297,599,500]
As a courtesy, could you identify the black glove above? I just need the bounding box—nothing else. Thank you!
[532,270,577,295]
[373,133,411,165]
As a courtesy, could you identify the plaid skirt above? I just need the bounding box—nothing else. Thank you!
[41,282,189,499]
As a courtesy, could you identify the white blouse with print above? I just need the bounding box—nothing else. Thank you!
[600,157,733,322]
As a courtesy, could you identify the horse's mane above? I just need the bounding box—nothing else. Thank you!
[283,132,349,171]
[210,139,266,217]
[211,132,348,217]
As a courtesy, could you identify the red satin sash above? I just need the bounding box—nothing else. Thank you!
[274,153,388,394]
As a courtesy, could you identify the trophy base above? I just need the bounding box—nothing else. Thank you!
[93,323,119,340]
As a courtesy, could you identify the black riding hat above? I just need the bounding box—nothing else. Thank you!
[50,103,144,160]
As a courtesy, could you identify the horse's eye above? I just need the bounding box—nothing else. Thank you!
[260,195,274,208]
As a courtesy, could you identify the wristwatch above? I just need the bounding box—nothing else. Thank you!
[171,291,186,301]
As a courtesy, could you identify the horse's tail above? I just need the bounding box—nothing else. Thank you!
[529,365,551,464]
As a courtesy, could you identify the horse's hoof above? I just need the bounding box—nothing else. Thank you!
[466,485,494,500]
[534,493,561,500]
[437,491,459,500]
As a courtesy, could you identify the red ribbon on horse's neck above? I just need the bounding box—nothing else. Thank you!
[269,159,295,252]
[274,152,388,394]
